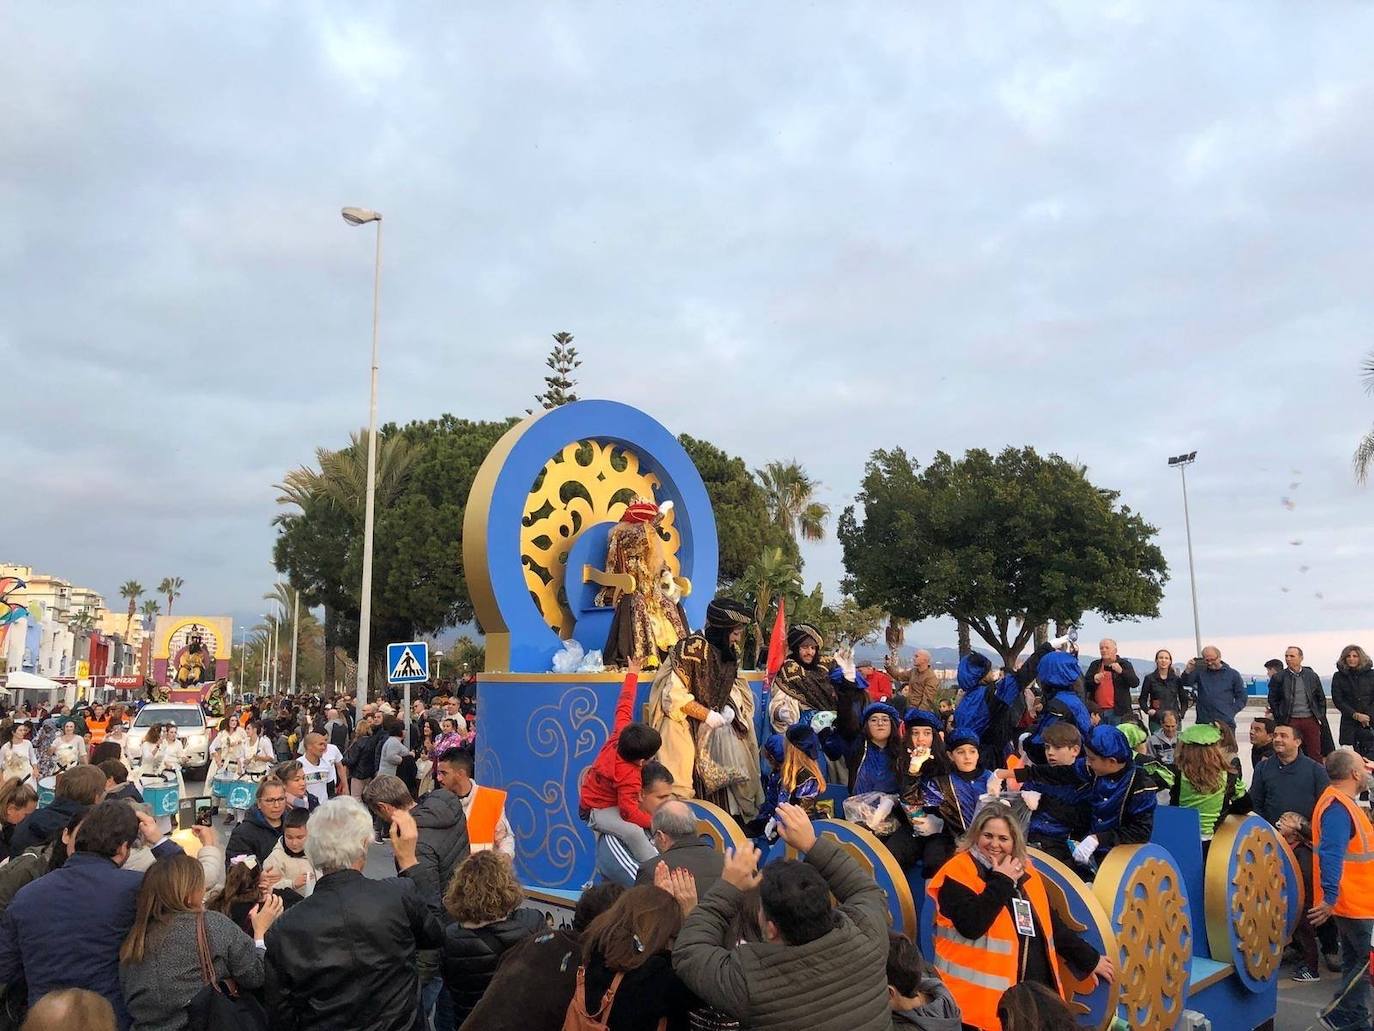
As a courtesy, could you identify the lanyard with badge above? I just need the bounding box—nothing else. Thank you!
[1012,896,1036,938]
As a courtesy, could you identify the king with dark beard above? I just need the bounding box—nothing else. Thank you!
[767,622,868,734]
[648,598,763,819]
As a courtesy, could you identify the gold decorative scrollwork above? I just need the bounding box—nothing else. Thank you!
[1207,820,1288,983]
[1095,852,1191,1031]
[520,440,680,637]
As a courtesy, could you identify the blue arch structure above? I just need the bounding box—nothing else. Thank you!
[463,399,718,673]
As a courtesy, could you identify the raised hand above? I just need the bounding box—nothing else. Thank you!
[722,844,762,891]
[775,802,818,852]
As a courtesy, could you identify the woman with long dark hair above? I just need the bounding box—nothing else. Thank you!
[570,884,697,1030]
[1138,649,1188,732]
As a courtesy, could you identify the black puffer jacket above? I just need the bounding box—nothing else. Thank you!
[410,789,470,984]
[224,807,284,868]
[265,866,444,1031]
[1332,656,1374,749]
[413,789,470,889]
[443,907,545,1026]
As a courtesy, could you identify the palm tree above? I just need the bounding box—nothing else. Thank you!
[158,577,184,616]
[755,460,830,544]
[68,607,97,633]
[139,599,161,627]
[118,581,144,636]
[274,429,416,698]
[1355,353,1374,483]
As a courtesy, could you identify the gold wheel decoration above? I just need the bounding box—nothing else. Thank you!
[1094,850,1191,1031]
[520,440,681,637]
[1207,817,1289,986]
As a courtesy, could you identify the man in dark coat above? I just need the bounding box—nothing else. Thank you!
[635,799,725,894]
[1267,645,1335,760]
[0,801,183,1028]
[265,799,443,1031]
[1083,639,1140,726]
[361,774,470,1031]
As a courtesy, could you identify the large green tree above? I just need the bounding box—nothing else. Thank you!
[838,446,1168,669]
[679,435,794,586]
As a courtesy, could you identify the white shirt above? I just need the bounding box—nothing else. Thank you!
[300,745,344,804]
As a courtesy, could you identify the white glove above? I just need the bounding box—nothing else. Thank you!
[1050,635,1071,651]
[835,649,857,681]
[985,774,1004,797]
[720,705,736,725]
[1072,835,1099,865]
[912,814,945,836]
[810,711,837,732]
[871,794,895,825]
[1020,790,1041,811]
[705,710,727,730]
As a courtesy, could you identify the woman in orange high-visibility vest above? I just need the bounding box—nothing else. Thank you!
[927,804,1114,1030]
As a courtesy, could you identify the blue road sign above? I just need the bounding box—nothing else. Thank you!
[386,641,430,684]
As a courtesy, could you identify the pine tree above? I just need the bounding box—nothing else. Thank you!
[533,332,581,410]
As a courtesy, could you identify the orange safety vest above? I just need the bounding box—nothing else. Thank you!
[86,718,110,745]
[1312,788,1374,919]
[465,785,508,851]
[926,851,1063,1031]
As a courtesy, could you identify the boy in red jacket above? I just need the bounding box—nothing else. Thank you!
[578,659,663,881]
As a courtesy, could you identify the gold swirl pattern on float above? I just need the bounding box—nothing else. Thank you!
[520,440,681,637]
[476,685,609,887]
[1095,853,1191,1031]
[1228,825,1287,981]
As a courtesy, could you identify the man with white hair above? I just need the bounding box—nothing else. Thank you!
[634,798,724,894]
[1181,646,1248,730]
[1083,639,1138,727]
[264,797,444,1031]
[1310,747,1374,1031]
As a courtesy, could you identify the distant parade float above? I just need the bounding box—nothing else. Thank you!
[464,399,1297,1031]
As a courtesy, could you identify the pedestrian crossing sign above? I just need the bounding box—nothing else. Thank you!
[386,641,430,684]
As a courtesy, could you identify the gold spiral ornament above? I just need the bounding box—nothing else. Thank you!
[1230,827,1287,979]
[519,440,680,637]
[1095,851,1191,1031]
[1207,816,1290,988]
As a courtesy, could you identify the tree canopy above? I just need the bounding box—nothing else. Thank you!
[679,434,794,585]
[838,446,1168,668]
[273,417,780,680]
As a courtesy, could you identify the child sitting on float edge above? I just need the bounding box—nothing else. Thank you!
[577,659,662,875]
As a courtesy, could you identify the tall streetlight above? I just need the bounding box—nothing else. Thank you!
[1167,451,1204,660]
[342,205,383,724]
[288,591,300,695]
[235,625,248,695]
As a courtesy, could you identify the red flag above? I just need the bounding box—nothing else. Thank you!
[764,598,787,685]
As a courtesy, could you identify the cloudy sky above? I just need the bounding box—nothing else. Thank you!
[5,3,1373,675]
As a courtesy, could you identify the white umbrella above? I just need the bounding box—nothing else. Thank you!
[2,671,62,692]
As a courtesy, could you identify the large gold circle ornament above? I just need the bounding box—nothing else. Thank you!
[1094,845,1192,1031]
[1207,816,1291,990]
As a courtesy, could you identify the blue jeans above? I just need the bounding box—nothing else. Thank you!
[1325,916,1373,1031]
[421,976,455,1031]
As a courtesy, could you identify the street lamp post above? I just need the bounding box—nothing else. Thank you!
[235,625,247,695]
[1167,451,1204,660]
[288,592,300,695]
[342,206,383,725]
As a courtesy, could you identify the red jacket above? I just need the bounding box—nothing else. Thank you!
[578,672,649,828]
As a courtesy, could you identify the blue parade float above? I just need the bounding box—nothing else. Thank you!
[468,399,1296,1031]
